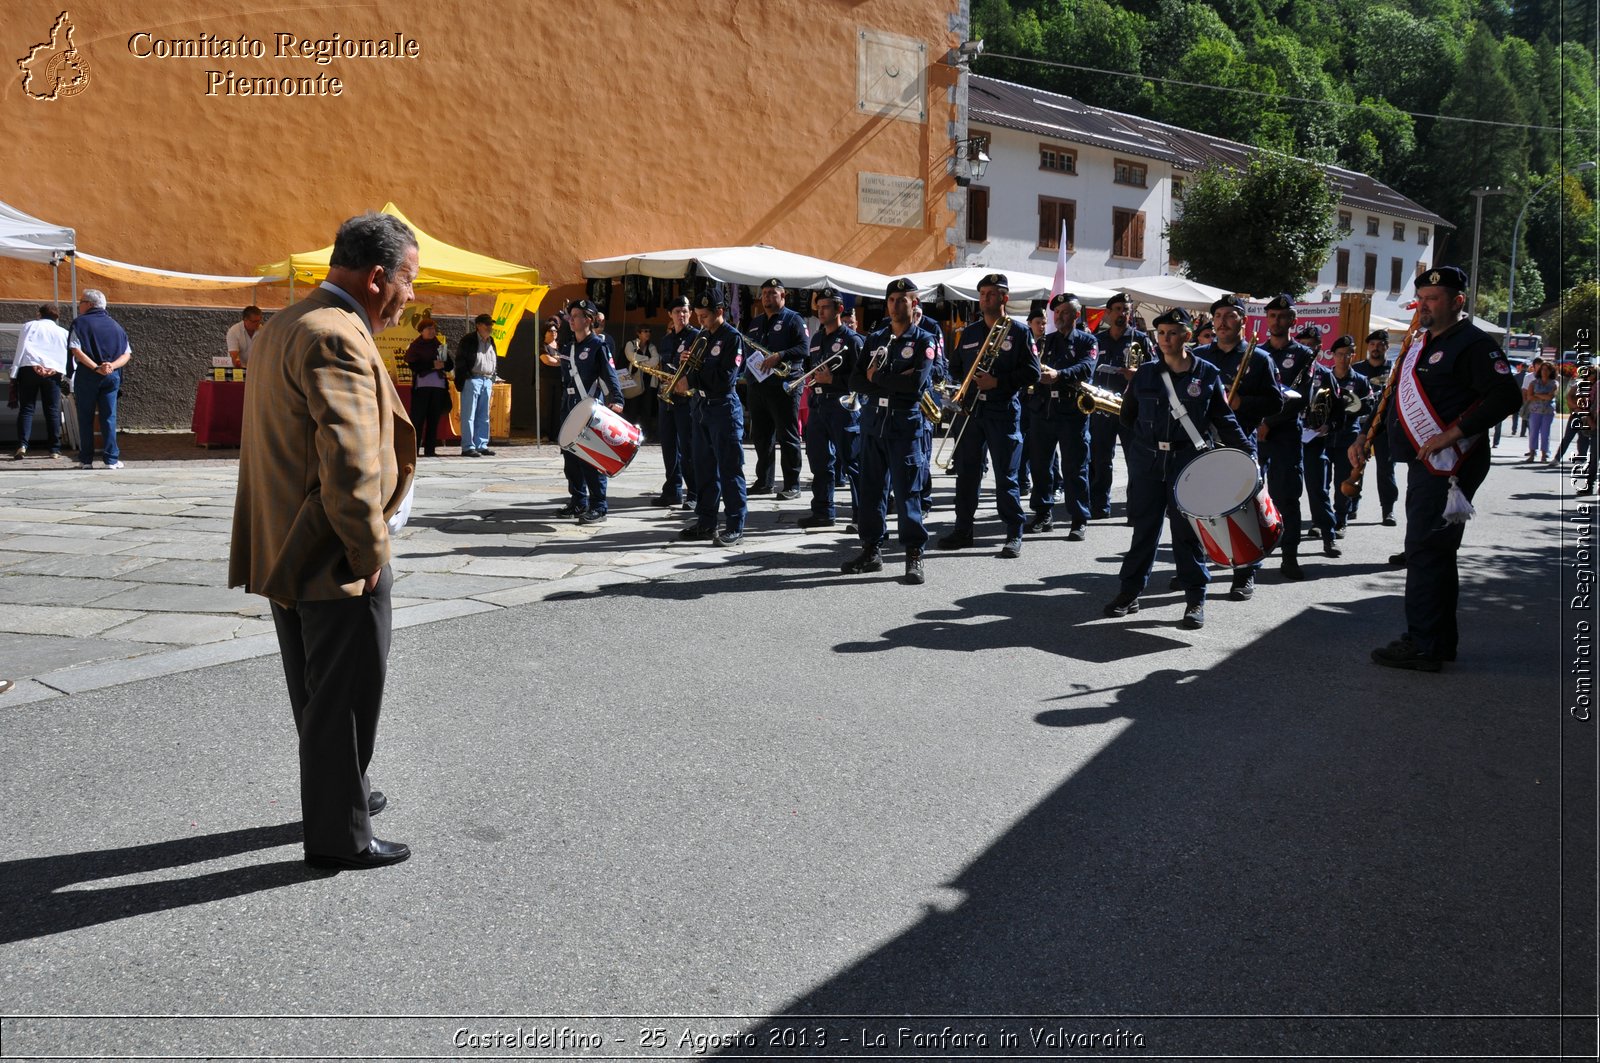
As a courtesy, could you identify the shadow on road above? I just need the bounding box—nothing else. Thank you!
[0,822,311,944]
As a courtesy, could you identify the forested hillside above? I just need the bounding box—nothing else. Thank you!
[972,0,1597,323]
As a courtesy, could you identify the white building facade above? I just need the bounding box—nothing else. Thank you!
[960,75,1450,322]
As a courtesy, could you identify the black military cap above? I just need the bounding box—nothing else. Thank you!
[1210,293,1247,313]
[666,295,692,310]
[1048,292,1080,311]
[1297,325,1321,343]
[760,277,785,290]
[1027,304,1045,321]
[566,298,598,317]
[1330,333,1356,352]
[1365,329,1388,343]
[1415,265,1467,292]
[1264,293,1296,311]
[1152,307,1192,329]
[977,272,1009,291]
[885,277,919,297]
[814,286,843,305]
[693,288,727,310]
[1105,292,1130,308]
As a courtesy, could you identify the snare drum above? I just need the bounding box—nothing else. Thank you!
[558,398,643,476]
[1171,447,1283,567]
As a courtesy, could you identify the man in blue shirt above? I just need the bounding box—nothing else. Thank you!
[651,295,700,510]
[1255,294,1322,580]
[743,278,809,500]
[67,289,133,469]
[676,287,748,546]
[551,299,625,524]
[1026,293,1098,539]
[798,287,862,529]
[1089,292,1150,520]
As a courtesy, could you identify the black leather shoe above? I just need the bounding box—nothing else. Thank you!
[748,481,774,495]
[578,509,608,525]
[1229,573,1256,601]
[1281,558,1305,581]
[677,525,715,542]
[1066,524,1086,541]
[715,529,744,547]
[555,503,582,518]
[305,837,411,870]
[1371,639,1441,673]
[1026,513,1055,533]
[903,551,925,585]
[1323,539,1342,558]
[937,530,974,551]
[1179,602,1205,629]
[1168,576,1184,592]
[478,448,497,457]
[776,486,801,500]
[1103,592,1140,617]
[842,550,884,574]
[1382,513,1397,527]
[367,790,387,817]
[462,449,481,457]
[651,494,681,507]
[844,523,859,535]
[1387,551,1406,567]
[999,537,1022,558]
[798,514,836,529]
[1092,509,1111,520]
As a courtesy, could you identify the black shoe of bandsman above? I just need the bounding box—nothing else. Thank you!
[936,530,974,551]
[904,551,925,585]
[1026,513,1054,533]
[1229,573,1256,601]
[677,525,716,542]
[1103,592,1140,617]
[1066,524,1086,542]
[842,549,884,574]
[999,538,1022,559]
[1371,638,1442,672]
[798,514,836,529]
[1179,602,1205,629]
[1281,558,1305,581]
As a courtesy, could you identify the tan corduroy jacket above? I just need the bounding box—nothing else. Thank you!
[229,286,416,604]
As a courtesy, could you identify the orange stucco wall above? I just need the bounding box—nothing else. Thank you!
[2,0,963,309]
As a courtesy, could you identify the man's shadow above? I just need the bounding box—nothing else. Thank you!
[0,822,313,944]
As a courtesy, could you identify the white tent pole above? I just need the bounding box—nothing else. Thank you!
[70,253,77,311]
[52,254,60,311]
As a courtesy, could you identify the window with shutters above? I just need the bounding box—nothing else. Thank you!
[1418,225,1430,246]
[1039,144,1076,174]
[1363,253,1377,292]
[1336,248,1350,287]
[967,186,990,243]
[1390,257,1403,293]
[1038,197,1076,250]
[1111,208,1145,259]
[1366,216,1380,236]
[1393,221,1405,241]
[1113,158,1147,187]
[1338,210,1353,233]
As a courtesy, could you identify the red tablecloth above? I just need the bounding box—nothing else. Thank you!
[191,380,245,446]
[191,380,456,448]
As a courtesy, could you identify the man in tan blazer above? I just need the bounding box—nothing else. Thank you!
[230,212,419,871]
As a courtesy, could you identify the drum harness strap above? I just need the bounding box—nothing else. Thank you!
[1160,369,1212,453]
[565,342,614,403]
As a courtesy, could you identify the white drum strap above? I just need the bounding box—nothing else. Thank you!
[1161,370,1209,450]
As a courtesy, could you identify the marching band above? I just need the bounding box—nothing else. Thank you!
[541,267,1522,670]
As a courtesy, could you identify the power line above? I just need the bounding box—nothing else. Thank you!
[980,51,1589,136]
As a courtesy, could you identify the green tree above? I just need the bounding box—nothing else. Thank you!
[1167,154,1341,294]
[1525,172,1599,306]
[1037,0,1150,112]
[1247,32,1341,159]
[1155,38,1277,146]
[1502,36,1556,175]
[1534,280,1600,353]
[1337,97,1418,183]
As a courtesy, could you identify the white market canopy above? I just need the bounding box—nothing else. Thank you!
[77,252,281,290]
[581,245,893,299]
[1115,274,1233,311]
[0,198,74,263]
[905,267,1119,304]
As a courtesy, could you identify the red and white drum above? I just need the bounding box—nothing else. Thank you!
[558,398,642,476]
[1171,447,1283,567]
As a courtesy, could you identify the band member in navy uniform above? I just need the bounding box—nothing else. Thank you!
[1304,334,1373,548]
[545,299,624,524]
[798,287,862,529]
[1089,292,1150,520]
[1025,293,1098,540]
[912,300,946,513]
[675,287,748,547]
[936,273,1041,558]
[1361,267,1521,671]
[1103,308,1250,630]
[1254,294,1320,580]
[1352,329,1398,525]
[1019,305,1046,501]
[843,278,935,584]
[1192,293,1283,600]
[652,295,700,510]
[744,278,810,500]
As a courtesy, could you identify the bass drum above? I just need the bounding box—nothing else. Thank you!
[558,398,643,476]
[1171,447,1283,567]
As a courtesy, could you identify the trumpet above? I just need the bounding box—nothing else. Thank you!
[1124,340,1150,370]
[783,353,843,394]
[935,318,1009,471]
[656,334,707,406]
[841,345,891,415]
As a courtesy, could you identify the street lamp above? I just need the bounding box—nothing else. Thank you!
[1467,186,1511,320]
[1505,161,1598,337]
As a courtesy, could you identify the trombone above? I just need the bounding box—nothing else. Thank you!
[933,318,1009,471]
[783,353,843,394]
[653,333,706,406]
[738,330,796,380]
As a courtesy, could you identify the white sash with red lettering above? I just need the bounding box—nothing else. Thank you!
[1395,333,1477,477]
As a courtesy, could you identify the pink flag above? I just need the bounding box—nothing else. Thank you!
[1045,219,1068,335]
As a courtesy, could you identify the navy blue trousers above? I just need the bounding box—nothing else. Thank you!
[1119,464,1208,603]
[693,398,747,534]
[1028,411,1090,525]
[1400,443,1491,658]
[950,409,1025,539]
[657,398,696,504]
[804,394,860,522]
[859,425,929,552]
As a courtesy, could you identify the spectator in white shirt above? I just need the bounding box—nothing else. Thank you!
[226,305,264,367]
[8,305,70,459]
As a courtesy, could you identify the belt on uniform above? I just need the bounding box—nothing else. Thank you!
[875,397,919,410]
[812,386,850,397]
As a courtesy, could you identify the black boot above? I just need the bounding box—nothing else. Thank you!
[904,550,925,585]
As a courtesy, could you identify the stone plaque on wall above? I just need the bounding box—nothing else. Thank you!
[859,172,924,229]
[857,28,926,123]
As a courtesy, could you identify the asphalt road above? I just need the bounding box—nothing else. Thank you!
[0,453,1592,1061]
